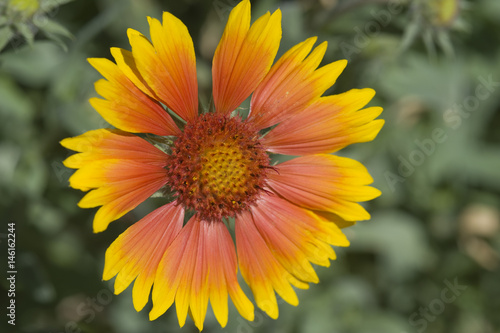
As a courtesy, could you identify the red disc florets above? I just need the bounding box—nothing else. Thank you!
[166,113,271,220]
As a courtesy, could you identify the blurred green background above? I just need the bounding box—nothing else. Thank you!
[1,0,499,332]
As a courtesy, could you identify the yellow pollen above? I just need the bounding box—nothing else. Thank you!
[201,142,246,194]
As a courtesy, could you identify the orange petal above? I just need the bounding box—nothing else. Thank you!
[61,129,168,169]
[313,210,357,229]
[69,159,168,232]
[207,219,254,327]
[212,0,282,115]
[127,11,198,122]
[248,39,347,130]
[150,218,252,330]
[254,194,350,250]
[263,89,384,155]
[103,202,184,311]
[236,209,291,319]
[236,196,348,319]
[110,47,158,100]
[268,154,381,221]
[87,57,180,136]
[149,217,203,327]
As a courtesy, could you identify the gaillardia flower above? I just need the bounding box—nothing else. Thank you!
[61,0,383,330]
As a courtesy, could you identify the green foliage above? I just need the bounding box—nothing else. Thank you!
[0,0,74,52]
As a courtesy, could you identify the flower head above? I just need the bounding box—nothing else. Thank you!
[61,0,384,330]
[1,0,73,51]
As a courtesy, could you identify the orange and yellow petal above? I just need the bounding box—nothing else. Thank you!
[206,218,254,327]
[103,202,184,311]
[126,11,198,122]
[313,210,357,229]
[60,128,168,169]
[263,89,384,155]
[110,47,158,100]
[69,159,168,232]
[150,218,253,330]
[212,0,281,115]
[268,154,381,221]
[236,195,348,318]
[247,39,347,130]
[236,210,294,319]
[87,57,180,136]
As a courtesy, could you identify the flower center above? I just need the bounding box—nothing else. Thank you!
[167,113,270,220]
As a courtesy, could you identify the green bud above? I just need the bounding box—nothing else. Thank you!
[8,0,40,18]
[427,0,460,27]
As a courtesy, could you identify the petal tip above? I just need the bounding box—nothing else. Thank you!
[338,58,348,68]
[149,308,163,321]
[92,222,107,234]
[127,28,142,40]
[59,138,72,149]
[272,7,282,19]
[371,187,382,198]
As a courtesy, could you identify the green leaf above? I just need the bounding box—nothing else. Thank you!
[42,31,68,51]
[0,143,21,186]
[437,29,455,58]
[14,21,35,45]
[422,28,437,58]
[0,74,35,119]
[0,15,9,26]
[39,0,75,12]
[398,20,420,54]
[0,26,14,51]
[0,41,64,87]
[35,17,73,39]
[349,210,432,279]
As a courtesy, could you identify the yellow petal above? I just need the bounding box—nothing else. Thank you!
[103,203,184,311]
[87,57,180,136]
[127,11,198,122]
[268,155,381,221]
[248,38,347,130]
